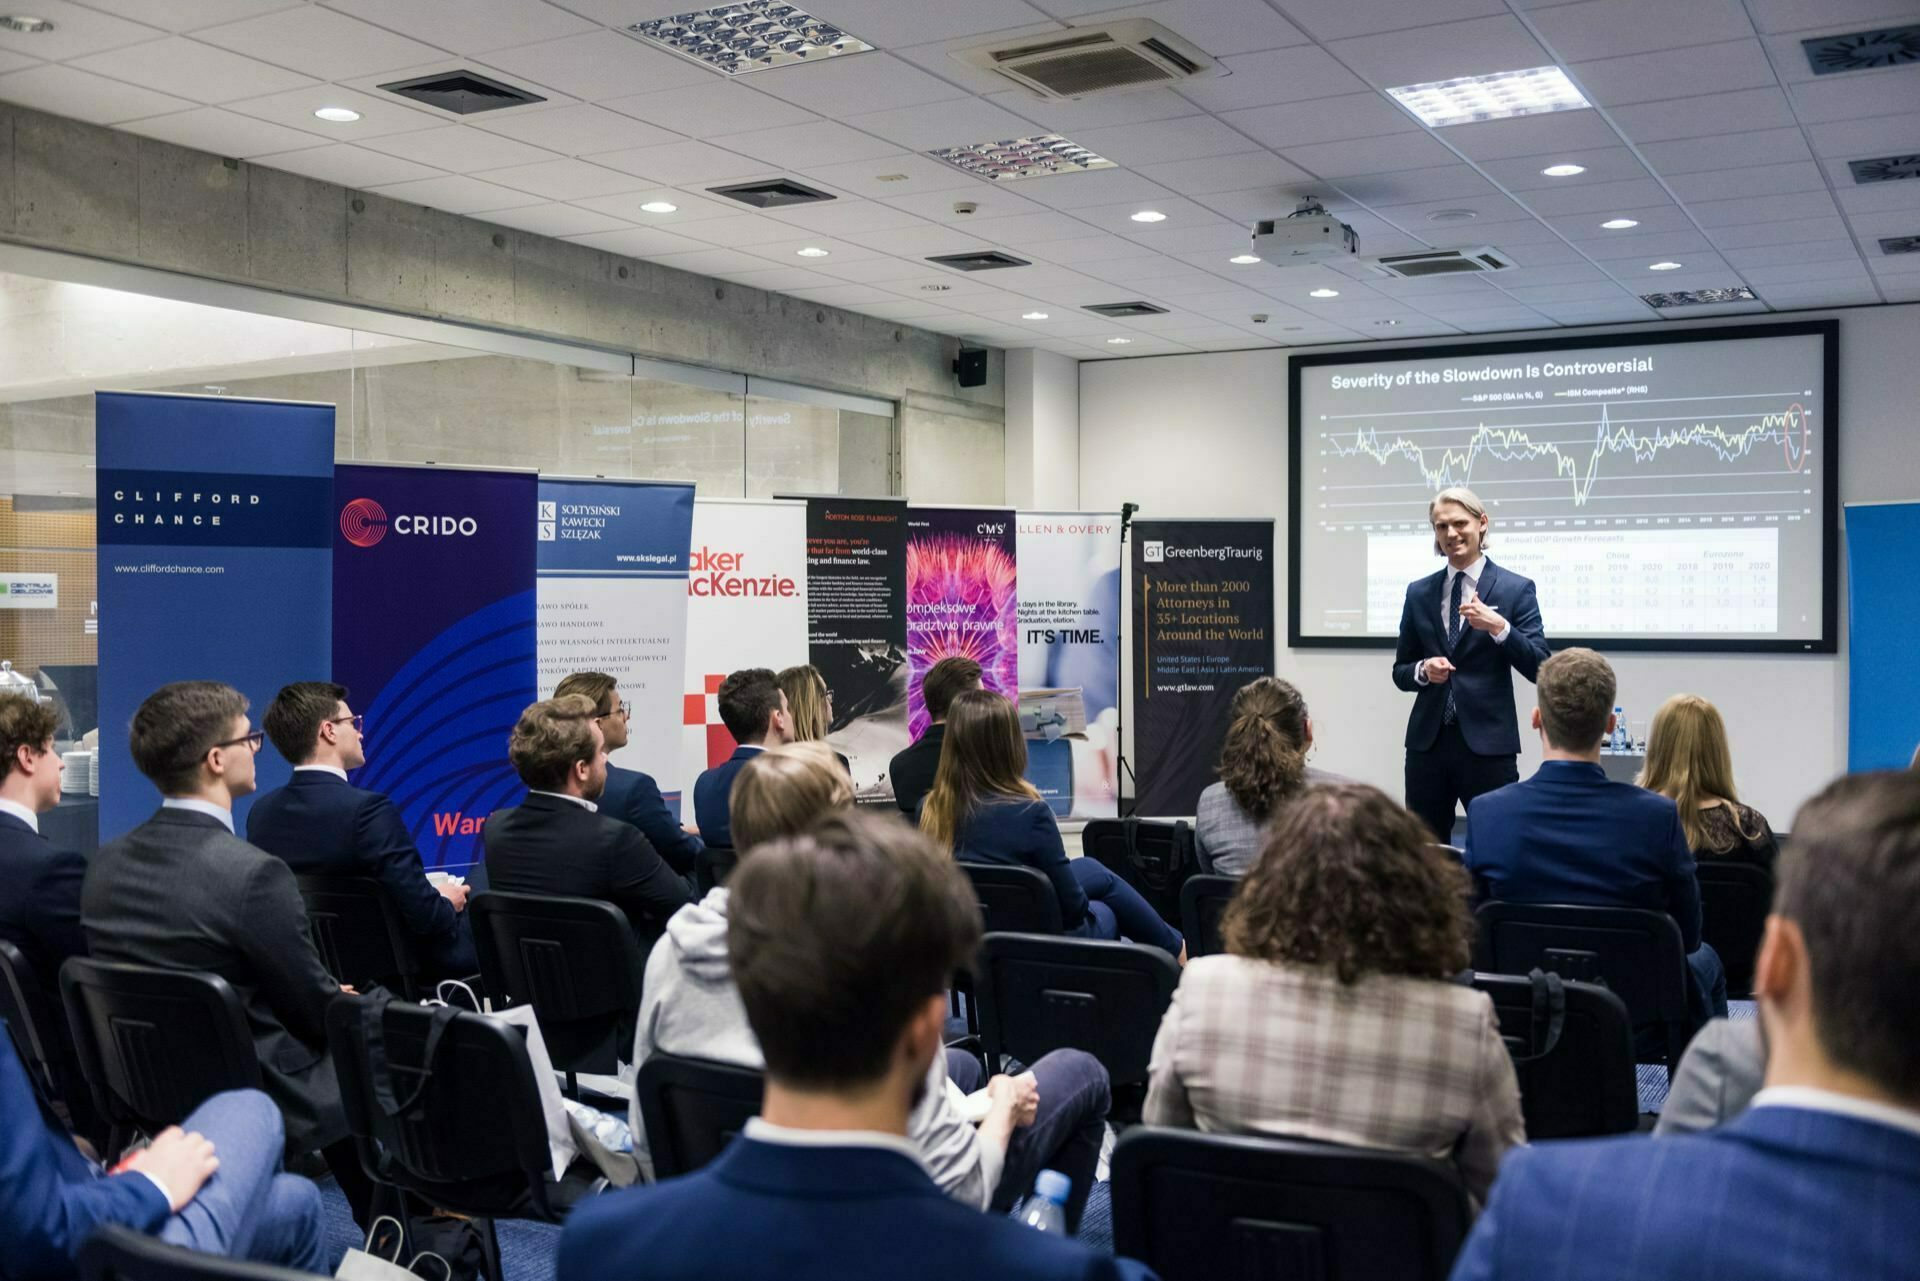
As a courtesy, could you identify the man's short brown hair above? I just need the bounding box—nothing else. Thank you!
[508,694,598,791]
[553,671,618,719]
[129,681,249,794]
[1778,771,1920,1106]
[730,743,853,853]
[717,668,782,744]
[1536,647,1614,750]
[922,656,983,722]
[727,810,981,1089]
[0,694,58,778]
[262,681,348,763]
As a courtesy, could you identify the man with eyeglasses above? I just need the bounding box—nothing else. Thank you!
[554,671,703,879]
[248,681,478,980]
[80,681,375,1233]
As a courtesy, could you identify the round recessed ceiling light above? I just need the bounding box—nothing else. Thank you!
[1600,217,1639,230]
[1106,336,1133,344]
[1229,253,1262,265]
[1541,163,1586,177]
[1022,311,1049,320]
[0,15,54,33]
[1427,208,1479,224]
[796,246,830,258]
[1649,260,1684,271]
[1130,210,1167,223]
[639,200,678,214]
[313,106,361,123]
[1309,288,1340,298]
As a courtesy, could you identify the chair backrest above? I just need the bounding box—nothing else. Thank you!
[295,874,422,998]
[972,932,1179,1093]
[1111,1127,1472,1281]
[1694,860,1773,999]
[0,938,57,1096]
[80,1223,323,1281]
[1081,817,1194,927]
[1179,874,1237,958]
[635,1052,765,1179]
[957,862,1064,934]
[59,958,261,1136]
[326,993,559,1217]
[1470,971,1637,1138]
[1472,902,1694,1065]
[694,844,737,894]
[469,891,645,1074]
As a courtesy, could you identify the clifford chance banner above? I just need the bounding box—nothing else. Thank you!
[1018,512,1122,819]
[800,495,907,804]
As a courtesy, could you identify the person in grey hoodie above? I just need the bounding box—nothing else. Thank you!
[630,743,1113,1232]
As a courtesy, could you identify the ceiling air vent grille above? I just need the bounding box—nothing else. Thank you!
[1640,287,1757,308]
[706,178,836,208]
[1801,24,1920,74]
[1367,247,1513,279]
[1850,154,1920,184]
[378,71,546,115]
[1881,235,1920,255]
[1082,300,1167,318]
[953,19,1220,101]
[926,251,1032,272]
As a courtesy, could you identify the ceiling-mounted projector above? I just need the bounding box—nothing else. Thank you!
[1251,200,1358,264]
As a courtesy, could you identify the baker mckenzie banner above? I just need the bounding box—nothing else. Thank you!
[1130,519,1275,817]
[334,464,536,873]
[799,495,907,803]
[538,478,694,806]
[906,507,1016,739]
[97,392,334,837]
[1019,512,1121,819]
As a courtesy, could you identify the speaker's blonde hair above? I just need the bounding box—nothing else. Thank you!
[1429,486,1490,554]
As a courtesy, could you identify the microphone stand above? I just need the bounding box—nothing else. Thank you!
[1116,502,1139,817]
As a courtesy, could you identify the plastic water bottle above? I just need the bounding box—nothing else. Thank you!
[1020,1169,1071,1234]
[1611,706,1628,752]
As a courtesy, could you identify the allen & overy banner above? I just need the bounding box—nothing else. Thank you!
[800,495,907,803]
[906,507,1017,739]
[1130,518,1275,817]
[333,464,536,872]
[96,392,334,838]
[1018,512,1122,819]
[537,478,695,805]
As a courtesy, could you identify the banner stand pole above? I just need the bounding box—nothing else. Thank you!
[1116,501,1139,817]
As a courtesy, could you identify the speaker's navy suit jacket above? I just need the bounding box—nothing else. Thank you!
[691,745,762,849]
[1392,559,1549,757]
[600,765,703,876]
[1450,1103,1920,1281]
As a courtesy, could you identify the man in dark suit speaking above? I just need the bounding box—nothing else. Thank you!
[1393,487,1551,841]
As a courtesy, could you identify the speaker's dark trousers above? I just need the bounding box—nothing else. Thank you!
[1405,720,1519,842]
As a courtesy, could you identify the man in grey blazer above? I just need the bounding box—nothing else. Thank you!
[81,681,371,1229]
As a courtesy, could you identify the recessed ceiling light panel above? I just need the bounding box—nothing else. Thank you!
[927,133,1116,183]
[1426,208,1478,224]
[1386,65,1589,128]
[1229,254,1261,264]
[1106,337,1133,344]
[1130,209,1166,223]
[1648,261,1684,270]
[1601,217,1639,229]
[640,200,678,213]
[1541,163,1586,177]
[626,2,873,76]
[1309,288,1340,298]
[796,246,830,257]
[313,107,360,123]
[1640,287,1756,308]
[1022,311,1050,319]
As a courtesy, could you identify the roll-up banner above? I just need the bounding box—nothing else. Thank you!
[1130,519,1275,817]
[537,478,695,806]
[906,506,1017,738]
[96,392,334,838]
[800,495,908,803]
[681,499,809,815]
[334,464,536,873]
[1845,501,1920,771]
[1018,512,1122,819]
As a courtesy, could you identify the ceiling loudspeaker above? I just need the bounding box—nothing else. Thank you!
[953,347,989,389]
[952,19,1221,100]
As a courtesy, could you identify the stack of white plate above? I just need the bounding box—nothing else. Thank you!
[87,749,99,797]
[61,750,90,795]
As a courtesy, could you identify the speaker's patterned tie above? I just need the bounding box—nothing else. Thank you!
[1444,570,1465,725]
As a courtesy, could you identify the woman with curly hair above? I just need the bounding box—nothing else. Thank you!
[1195,677,1341,876]
[1145,783,1524,1204]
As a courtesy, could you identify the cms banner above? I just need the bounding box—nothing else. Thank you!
[906,507,1017,739]
[334,464,536,873]
[97,392,333,838]
[1130,519,1275,817]
[538,478,695,804]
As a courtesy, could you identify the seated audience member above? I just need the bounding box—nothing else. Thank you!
[1148,784,1522,1204]
[1,1020,327,1280]
[1653,1016,1766,1137]
[1452,770,1920,1280]
[1464,648,1727,1022]
[892,656,981,816]
[1194,677,1342,876]
[562,811,1153,1281]
[776,664,850,775]
[483,695,690,946]
[922,690,1184,960]
[631,746,1111,1229]
[80,682,373,1227]
[556,671,703,878]
[691,669,791,848]
[1638,694,1778,872]
[248,682,477,978]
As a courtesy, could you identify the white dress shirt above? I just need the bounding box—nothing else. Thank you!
[1414,556,1510,685]
[160,797,234,833]
[742,1117,930,1174]
[294,764,348,781]
[528,789,597,813]
[0,797,40,833]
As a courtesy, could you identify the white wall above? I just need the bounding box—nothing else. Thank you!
[1080,304,1920,827]
[1005,348,1081,510]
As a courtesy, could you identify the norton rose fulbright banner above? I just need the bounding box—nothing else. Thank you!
[800,495,907,804]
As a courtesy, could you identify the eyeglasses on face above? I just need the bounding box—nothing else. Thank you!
[599,706,630,721]
[327,714,365,733]
[214,730,265,753]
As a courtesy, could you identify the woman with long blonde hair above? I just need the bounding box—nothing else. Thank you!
[1638,694,1777,870]
[775,665,850,775]
[921,689,1184,959]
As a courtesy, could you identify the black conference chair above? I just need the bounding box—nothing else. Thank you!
[469,891,646,1095]
[59,958,262,1156]
[1695,860,1773,999]
[1111,1127,1473,1281]
[636,1052,765,1179]
[1473,902,1696,1073]
[1472,970,1638,1138]
[1081,817,1196,927]
[80,1224,323,1281]
[971,931,1179,1120]
[694,844,737,894]
[295,874,425,999]
[327,995,601,1281]
[1179,874,1237,958]
[957,862,1065,934]
[1,939,60,1098]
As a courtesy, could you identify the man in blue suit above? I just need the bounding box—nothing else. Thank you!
[1464,647,1725,1019]
[248,682,477,979]
[1393,487,1550,841]
[1452,769,1920,1281]
[691,668,791,849]
[555,671,703,877]
[557,811,1152,1281]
